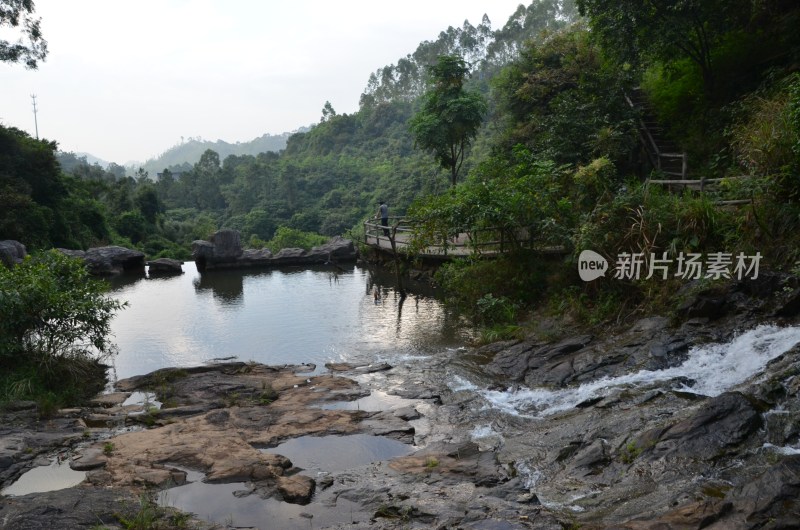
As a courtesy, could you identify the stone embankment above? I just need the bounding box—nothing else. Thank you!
[192,229,358,271]
[2,229,359,277]
[1,238,150,276]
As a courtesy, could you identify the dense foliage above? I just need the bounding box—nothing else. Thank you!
[406,1,800,327]
[0,252,124,410]
[0,127,111,249]
[3,0,800,334]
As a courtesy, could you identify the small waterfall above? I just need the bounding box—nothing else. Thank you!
[476,324,800,418]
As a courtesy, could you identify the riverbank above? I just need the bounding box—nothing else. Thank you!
[3,272,800,528]
[1,360,557,529]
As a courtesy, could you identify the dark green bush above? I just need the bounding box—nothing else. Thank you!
[0,251,124,407]
[266,226,328,251]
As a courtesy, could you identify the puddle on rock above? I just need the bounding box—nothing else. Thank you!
[262,433,413,474]
[122,391,161,409]
[321,390,417,412]
[159,468,370,529]
[159,434,413,527]
[1,458,86,496]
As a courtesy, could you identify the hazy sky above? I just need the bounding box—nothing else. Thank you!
[1,1,524,164]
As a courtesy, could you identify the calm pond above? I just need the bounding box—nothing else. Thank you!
[108,262,473,379]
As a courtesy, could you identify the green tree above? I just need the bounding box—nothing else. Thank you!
[243,208,276,240]
[1,0,47,68]
[321,101,337,122]
[409,55,487,187]
[134,183,162,223]
[491,25,636,167]
[1,125,111,249]
[194,149,227,210]
[115,210,147,243]
[0,251,124,405]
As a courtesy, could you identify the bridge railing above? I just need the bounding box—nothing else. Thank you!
[364,217,415,250]
[363,217,529,257]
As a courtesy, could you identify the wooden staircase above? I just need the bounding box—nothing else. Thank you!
[625,88,751,207]
[626,87,687,178]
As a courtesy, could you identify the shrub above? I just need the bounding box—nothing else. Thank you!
[0,251,125,405]
[476,294,518,325]
[265,226,328,252]
[728,72,800,198]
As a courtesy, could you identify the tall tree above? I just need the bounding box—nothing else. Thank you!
[409,55,487,187]
[1,0,47,68]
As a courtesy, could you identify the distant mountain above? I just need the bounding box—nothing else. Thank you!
[132,130,308,177]
[74,152,110,168]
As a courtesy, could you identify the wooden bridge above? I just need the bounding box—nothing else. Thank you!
[363,218,565,259]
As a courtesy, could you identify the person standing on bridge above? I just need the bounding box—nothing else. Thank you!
[378,200,389,237]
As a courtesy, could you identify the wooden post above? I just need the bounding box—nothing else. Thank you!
[388,222,406,298]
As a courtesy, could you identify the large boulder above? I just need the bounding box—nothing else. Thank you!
[210,229,243,260]
[85,246,146,275]
[273,247,310,264]
[192,229,244,270]
[146,258,183,276]
[0,240,26,267]
[485,334,593,384]
[194,230,357,270]
[644,391,763,461]
[57,246,145,276]
[311,236,357,261]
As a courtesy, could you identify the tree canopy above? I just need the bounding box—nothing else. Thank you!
[575,0,777,95]
[0,0,47,68]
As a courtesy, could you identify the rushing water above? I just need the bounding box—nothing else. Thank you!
[466,324,800,418]
[108,262,472,379]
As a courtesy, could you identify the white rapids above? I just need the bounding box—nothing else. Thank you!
[475,324,800,418]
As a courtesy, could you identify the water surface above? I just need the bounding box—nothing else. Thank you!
[109,262,471,379]
[1,459,85,496]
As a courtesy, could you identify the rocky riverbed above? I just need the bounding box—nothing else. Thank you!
[3,276,800,529]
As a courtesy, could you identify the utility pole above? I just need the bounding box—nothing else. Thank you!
[31,94,39,140]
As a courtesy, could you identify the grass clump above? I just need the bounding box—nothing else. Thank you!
[115,493,192,530]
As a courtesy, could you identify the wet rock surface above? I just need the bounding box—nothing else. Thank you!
[0,487,141,529]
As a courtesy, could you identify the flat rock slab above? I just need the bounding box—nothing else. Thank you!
[325,362,392,373]
[0,487,141,529]
[94,362,414,511]
[69,448,107,470]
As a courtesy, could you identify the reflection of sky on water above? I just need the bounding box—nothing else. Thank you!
[108,263,471,379]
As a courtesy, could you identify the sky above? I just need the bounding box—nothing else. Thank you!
[1,1,525,165]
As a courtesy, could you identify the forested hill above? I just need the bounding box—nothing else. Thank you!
[132,131,300,177]
[6,0,577,259]
[4,0,800,329]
